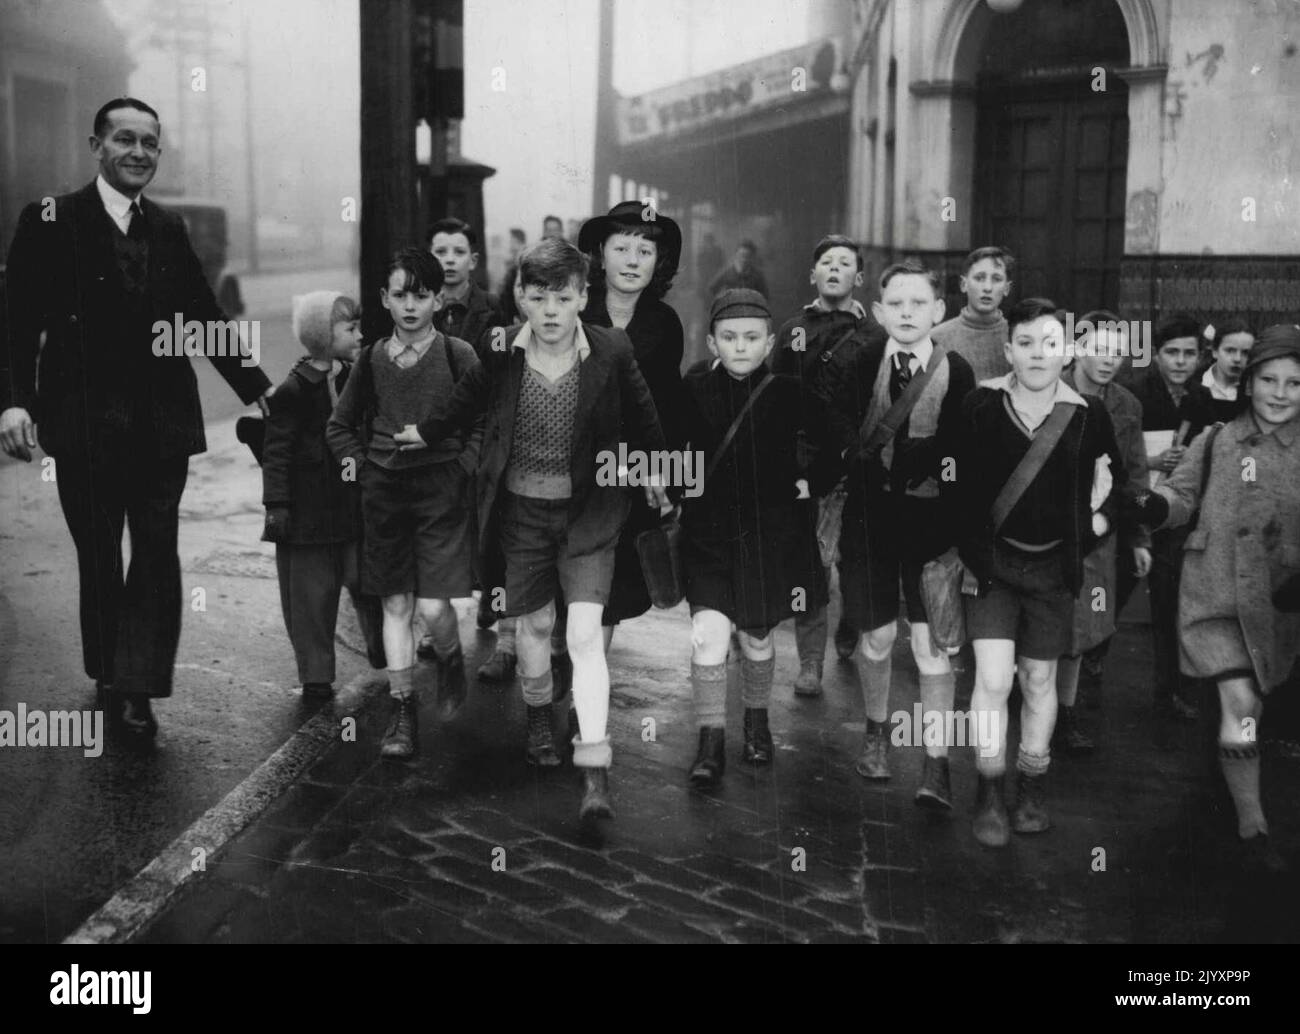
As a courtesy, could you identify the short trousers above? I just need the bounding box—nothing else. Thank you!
[360,458,474,598]
[687,604,772,641]
[839,491,947,631]
[964,540,1073,660]
[498,491,619,618]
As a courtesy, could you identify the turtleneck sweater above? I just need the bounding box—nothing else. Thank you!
[932,305,1010,384]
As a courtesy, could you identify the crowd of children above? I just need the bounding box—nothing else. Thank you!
[256,213,1297,867]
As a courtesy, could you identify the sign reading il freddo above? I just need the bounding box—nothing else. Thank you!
[616,37,847,146]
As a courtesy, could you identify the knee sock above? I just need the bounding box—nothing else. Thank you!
[856,653,891,723]
[740,654,775,709]
[1219,744,1268,838]
[919,671,956,758]
[388,666,416,701]
[1017,745,1051,778]
[498,617,517,654]
[520,671,553,708]
[691,661,728,729]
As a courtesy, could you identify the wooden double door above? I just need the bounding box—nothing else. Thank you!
[974,83,1129,313]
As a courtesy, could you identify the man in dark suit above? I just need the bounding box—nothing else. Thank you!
[0,97,271,738]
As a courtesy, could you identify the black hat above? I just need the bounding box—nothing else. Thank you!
[709,288,771,325]
[578,200,682,280]
[1244,323,1300,378]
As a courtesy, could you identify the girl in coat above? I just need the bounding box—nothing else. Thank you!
[1134,324,1300,873]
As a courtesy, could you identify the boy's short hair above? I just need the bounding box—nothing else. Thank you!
[878,259,941,297]
[428,217,478,250]
[1212,317,1255,349]
[93,96,160,137]
[1154,313,1203,350]
[385,246,444,295]
[509,227,527,244]
[1076,309,1123,338]
[812,234,862,271]
[331,295,361,326]
[1007,297,1064,337]
[518,237,589,292]
[962,245,1016,279]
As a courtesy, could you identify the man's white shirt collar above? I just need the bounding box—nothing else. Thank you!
[985,372,1087,408]
[805,297,867,320]
[884,336,934,372]
[96,174,142,234]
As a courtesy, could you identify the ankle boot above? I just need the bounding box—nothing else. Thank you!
[853,720,890,780]
[1010,769,1051,834]
[434,647,467,720]
[742,708,774,764]
[914,755,953,811]
[525,703,561,767]
[380,696,419,760]
[1055,705,1095,756]
[689,727,726,785]
[579,767,613,821]
[972,773,1009,847]
[792,659,824,697]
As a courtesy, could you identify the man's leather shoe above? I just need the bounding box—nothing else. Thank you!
[914,755,953,810]
[689,727,726,786]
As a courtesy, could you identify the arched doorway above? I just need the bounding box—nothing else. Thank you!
[972,0,1131,310]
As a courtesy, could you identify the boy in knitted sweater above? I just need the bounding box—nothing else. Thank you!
[931,246,1014,383]
[327,248,483,761]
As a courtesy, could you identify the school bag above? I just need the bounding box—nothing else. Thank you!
[635,375,775,609]
[920,401,1076,651]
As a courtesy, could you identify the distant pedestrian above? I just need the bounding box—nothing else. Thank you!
[707,240,768,300]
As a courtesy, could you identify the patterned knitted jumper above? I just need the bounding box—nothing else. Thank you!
[505,361,580,498]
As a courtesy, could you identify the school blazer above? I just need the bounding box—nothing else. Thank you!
[415,322,666,551]
[2,181,270,459]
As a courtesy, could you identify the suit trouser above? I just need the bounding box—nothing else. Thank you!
[275,541,386,683]
[1148,525,1193,707]
[55,449,189,697]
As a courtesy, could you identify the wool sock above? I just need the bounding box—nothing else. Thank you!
[740,654,775,709]
[520,671,554,708]
[691,661,728,729]
[498,617,517,654]
[1220,743,1268,838]
[388,666,416,701]
[856,653,891,723]
[572,735,612,769]
[1017,745,1051,777]
[918,670,956,758]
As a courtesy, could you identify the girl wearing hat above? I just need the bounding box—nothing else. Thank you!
[1133,323,1300,873]
[577,201,688,648]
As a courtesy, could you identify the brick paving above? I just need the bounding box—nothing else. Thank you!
[140,601,1300,944]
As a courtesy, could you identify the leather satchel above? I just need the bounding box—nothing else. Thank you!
[635,376,773,609]
[920,401,1075,650]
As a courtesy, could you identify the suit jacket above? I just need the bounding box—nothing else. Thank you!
[434,281,507,359]
[415,321,666,552]
[1,180,270,459]
[262,357,360,544]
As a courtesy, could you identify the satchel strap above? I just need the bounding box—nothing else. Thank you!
[990,401,1076,532]
[818,324,861,366]
[858,345,947,458]
[705,374,774,484]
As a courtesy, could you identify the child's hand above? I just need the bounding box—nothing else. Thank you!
[264,507,290,542]
[644,482,670,510]
[795,478,810,500]
[1090,455,1112,512]
[1133,546,1152,577]
[394,424,427,451]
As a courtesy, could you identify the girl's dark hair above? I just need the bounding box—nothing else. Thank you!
[385,246,444,295]
[1212,317,1255,350]
[585,221,678,300]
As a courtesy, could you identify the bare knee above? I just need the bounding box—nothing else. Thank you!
[860,622,897,661]
[737,629,773,661]
[382,594,414,621]
[518,602,556,641]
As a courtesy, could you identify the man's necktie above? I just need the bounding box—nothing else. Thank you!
[889,354,914,402]
[127,201,147,241]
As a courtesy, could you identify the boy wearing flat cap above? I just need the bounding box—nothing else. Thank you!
[678,289,832,786]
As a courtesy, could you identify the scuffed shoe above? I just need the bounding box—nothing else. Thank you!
[579,768,613,821]
[792,659,823,698]
[434,647,468,720]
[689,727,726,786]
[1010,770,1051,834]
[120,695,158,739]
[914,755,952,811]
[525,703,561,767]
[380,696,419,760]
[477,647,516,683]
[853,720,890,781]
[972,774,1009,847]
